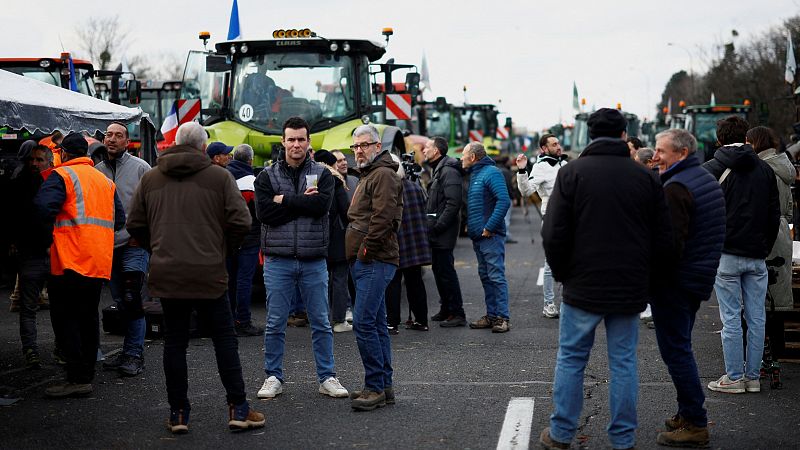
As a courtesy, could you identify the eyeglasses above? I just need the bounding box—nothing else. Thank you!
[349,142,378,151]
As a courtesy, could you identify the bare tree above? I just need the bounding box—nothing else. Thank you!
[656,14,800,139]
[74,15,130,71]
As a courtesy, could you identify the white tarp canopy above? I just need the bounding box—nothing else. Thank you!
[0,69,157,161]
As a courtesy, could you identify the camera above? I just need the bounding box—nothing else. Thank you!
[400,153,422,182]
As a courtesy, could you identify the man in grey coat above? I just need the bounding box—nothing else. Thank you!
[96,122,151,377]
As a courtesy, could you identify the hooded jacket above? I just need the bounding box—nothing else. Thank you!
[542,137,672,314]
[465,156,510,240]
[96,151,151,248]
[703,144,780,259]
[425,155,463,249]
[126,145,251,299]
[227,159,261,249]
[517,153,568,215]
[345,150,404,265]
[758,148,795,310]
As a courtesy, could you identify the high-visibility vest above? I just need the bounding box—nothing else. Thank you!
[51,157,116,279]
[39,136,62,166]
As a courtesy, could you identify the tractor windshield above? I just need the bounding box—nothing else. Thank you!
[427,109,451,137]
[230,53,359,133]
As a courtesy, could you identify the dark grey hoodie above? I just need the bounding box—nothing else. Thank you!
[703,144,780,259]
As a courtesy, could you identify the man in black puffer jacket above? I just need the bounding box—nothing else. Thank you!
[702,116,780,396]
[539,108,672,450]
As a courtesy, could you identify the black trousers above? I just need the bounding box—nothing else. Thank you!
[49,271,104,384]
[385,265,428,327]
[431,248,465,318]
[161,295,247,411]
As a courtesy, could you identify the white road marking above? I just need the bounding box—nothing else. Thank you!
[536,267,544,286]
[497,397,535,450]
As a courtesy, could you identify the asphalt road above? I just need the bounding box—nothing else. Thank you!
[0,206,798,449]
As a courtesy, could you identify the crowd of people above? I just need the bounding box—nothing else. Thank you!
[5,109,794,447]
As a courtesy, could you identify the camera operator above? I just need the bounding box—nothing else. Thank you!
[384,153,431,333]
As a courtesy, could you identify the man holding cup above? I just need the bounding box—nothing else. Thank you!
[253,117,349,400]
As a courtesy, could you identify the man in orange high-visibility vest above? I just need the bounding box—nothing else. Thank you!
[34,132,126,398]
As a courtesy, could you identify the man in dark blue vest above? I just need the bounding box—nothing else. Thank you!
[254,116,349,400]
[650,129,726,448]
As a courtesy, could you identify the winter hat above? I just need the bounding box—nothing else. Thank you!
[17,140,37,160]
[588,108,628,139]
[313,149,338,167]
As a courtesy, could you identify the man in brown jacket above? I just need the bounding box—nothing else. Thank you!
[345,124,404,411]
[126,122,264,434]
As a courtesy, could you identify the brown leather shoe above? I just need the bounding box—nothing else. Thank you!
[349,386,395,404]
[656,424,710,448]
[664,414,687,431]
[492,318,510,333]
[469,315,496,329]
[350,389,386,411]
[228,403,265,431]
[539,427,570,450]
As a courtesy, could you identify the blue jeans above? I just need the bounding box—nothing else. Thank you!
[472,235,510,319]
[263,256,335,383]
[109,245,149,358]
[226,245,260,325]
[504,207,513,241]
[651,288,707,427]
[351,259,396,392]
[543,258,555,307]
[550,303,639,449]
[714,253,767,380]
[18,253,49,352]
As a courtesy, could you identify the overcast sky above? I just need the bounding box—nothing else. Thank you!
[3,0,798,132]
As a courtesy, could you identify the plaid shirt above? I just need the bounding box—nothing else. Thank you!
[398,179,432,269]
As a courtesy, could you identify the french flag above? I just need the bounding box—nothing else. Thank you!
[160,99,201,149]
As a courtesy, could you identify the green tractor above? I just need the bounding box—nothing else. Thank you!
[568,109,640,158]
[682,103,751,162]
[179,28,413,166]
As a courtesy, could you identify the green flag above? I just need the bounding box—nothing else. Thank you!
[572,82,580,111]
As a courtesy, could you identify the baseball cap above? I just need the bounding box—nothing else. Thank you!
[57,133,89,155]
[207,141,233,158]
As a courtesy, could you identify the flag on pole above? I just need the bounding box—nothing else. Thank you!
[67,56,78,92]
[420,52,431,91]
[572,82,579,111]
[786,31,796,84]
[228,0,242,40]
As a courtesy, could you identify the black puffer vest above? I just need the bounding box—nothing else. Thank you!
[663,155,726,300]
[262,160,329,259]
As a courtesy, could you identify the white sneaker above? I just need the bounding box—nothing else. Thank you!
[319,377,348,398]
[257,376,283,398]
[640,304,653,322]
[744,377,761,393]
[345,308,353,324]
[707,374,745,394]
[333,322,353,333]
[542,303,559,318]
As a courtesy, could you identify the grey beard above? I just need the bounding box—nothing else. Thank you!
[357,151,379,169]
